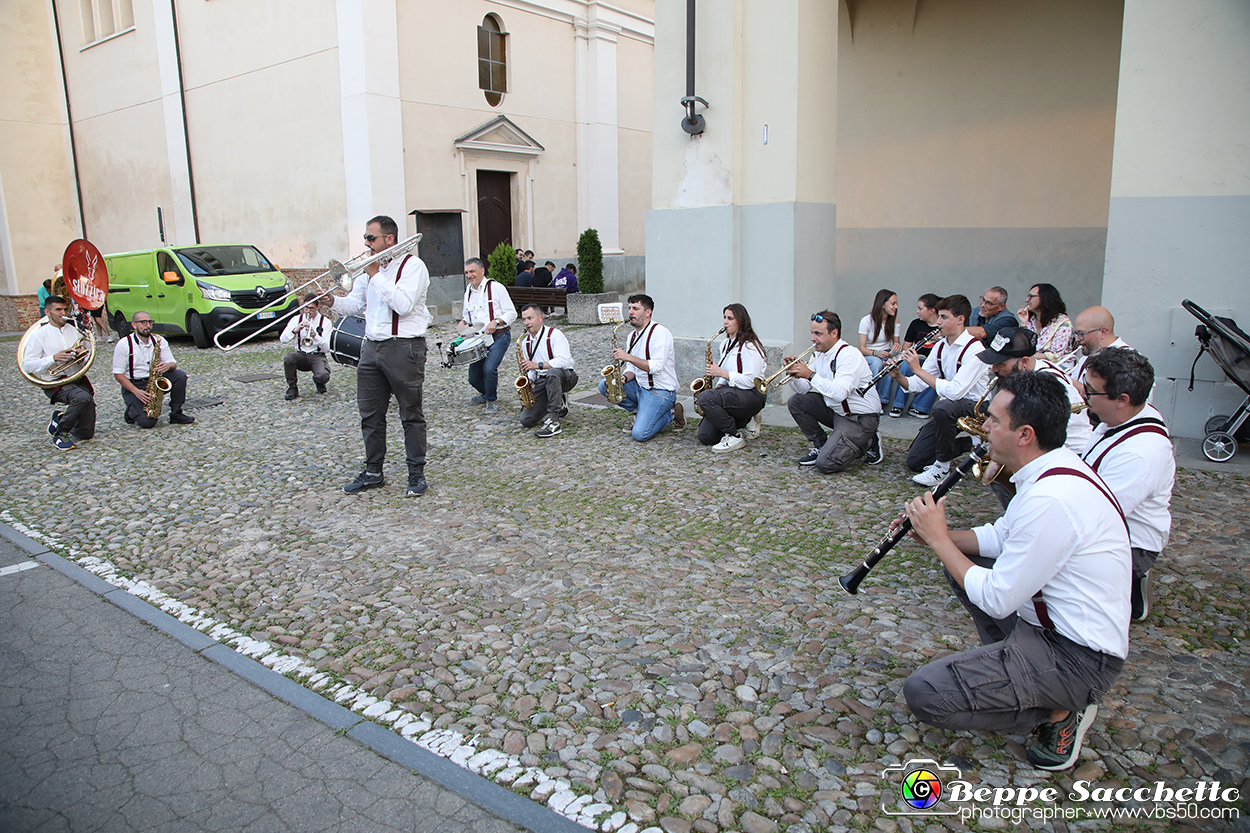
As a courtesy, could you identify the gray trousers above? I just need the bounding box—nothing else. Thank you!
[696,385,766,445]
[519,369,578,427]
[46,379,96,439]
[787,391,878,473]
[904,619,1124,734]
[906,397,978,472]
[357,337,427,476]
[121,369,188,429]
[284,351,330,388]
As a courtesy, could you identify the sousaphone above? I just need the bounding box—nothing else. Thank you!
[16,239,109,388]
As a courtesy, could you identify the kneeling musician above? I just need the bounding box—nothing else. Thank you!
[112,312,195,428]
[20,295,97,450]
[279,293,332,399]
[695,303,767,453]
[517,304,577,438]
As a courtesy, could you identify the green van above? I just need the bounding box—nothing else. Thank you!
[104,244,297,348]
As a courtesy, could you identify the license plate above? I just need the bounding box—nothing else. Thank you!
[257,311,276,320]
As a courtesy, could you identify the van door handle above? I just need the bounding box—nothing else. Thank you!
[157,294,166,298]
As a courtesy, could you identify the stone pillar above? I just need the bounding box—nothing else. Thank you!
[1101,0,1250,437]
[647,0,838,365]
[575,5,622,254]
[336,0,407,234]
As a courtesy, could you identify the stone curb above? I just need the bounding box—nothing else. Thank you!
[0,520,592,833]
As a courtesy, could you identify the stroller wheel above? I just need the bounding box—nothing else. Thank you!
[1202,431,1237,463]
[1205,415,1230,434]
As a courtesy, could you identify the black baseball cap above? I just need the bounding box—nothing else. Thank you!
[978,327,1038,364]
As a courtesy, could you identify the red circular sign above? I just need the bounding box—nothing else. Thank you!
[60,239,109,312]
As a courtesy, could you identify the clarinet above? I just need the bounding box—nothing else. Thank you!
[854,326,942,396]
[839,444,986,595]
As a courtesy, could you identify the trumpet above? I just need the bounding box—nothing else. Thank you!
[755,344,818,394]
[854,326,942,396]
[213,232,422,351]
[601,322,626,404]
[689,326,727,416]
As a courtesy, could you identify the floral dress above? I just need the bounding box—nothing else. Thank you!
[1026,313,1072,355]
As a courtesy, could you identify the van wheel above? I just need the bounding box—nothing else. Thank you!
[189,312,212,349]
[113,311,132,338]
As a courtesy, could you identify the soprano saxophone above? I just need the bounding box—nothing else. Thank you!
[601,322,626,404]
[144,335,173,420]
[515,335,536,409]
[689,326,727,416]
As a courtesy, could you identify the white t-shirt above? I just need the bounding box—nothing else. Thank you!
[858,314,896,353]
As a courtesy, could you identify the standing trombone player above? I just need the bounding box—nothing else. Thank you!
[693,303,767,453]
[785,311,883,471]
[321,215,432,497]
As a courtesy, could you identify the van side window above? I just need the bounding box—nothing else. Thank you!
[157,252,184,286]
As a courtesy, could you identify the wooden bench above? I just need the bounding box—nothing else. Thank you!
[505,286,569,314]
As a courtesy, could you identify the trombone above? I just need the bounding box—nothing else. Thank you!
[754,344,818,394]
[213,232,422,350]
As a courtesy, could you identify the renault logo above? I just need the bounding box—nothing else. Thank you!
[255,286,266,299]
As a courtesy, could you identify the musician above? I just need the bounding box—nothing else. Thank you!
[901,371,1131,771]
[889,294,992,484]
[785,311,883,471]
[112,312,195,428]
[1069,306,1133,385]
[517,303,577,438]
[278,293,332,400]
[964,285,1015,344]
[599,294,684,441]
[457,257,517,415]
[20,295,96,450]
[696,303,767,453]
[322,215,431,497]
[1081,348,1174,621]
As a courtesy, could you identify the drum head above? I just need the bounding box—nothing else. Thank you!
[329,315,366,367]
[60,239,109,311]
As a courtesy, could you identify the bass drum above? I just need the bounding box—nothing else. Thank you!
[330,315,366,367]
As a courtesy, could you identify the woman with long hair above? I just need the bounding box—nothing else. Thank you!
[695,303,768,452]
[858,288,901,407]
[1016,282,1072,355]
[889,293,942,418]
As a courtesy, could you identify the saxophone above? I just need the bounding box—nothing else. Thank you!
[514,335,536,409]
[601,322,626,404]
[689,326,727,416]
[144,335,173,420]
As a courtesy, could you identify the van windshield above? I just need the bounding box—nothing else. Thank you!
[174,246,275,277]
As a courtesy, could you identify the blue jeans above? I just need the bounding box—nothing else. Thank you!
[891,362,936,414]
[468,328,511,401]
[864,355,897,409]
[599,377,676,441]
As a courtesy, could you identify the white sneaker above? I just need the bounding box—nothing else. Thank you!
[712,434,746,453]
[742,413,763,440]
[912,463,949,488]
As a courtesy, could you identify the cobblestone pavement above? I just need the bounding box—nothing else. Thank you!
[2,322,1247,833]
[0,533,526,833]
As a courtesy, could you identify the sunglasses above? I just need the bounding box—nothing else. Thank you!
[811,314,829,323]
[363,233,390,243]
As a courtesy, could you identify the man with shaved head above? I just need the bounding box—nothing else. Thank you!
[1069,306,1133,385]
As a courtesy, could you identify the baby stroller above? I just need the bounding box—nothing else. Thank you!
[1182,299,1250,462]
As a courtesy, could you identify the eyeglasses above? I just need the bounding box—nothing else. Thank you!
[133,318,153,324]
[1082,382,1111,399]
[978,296,1003,306]
[1072,327,1105,339]
[1025,293,1039,301]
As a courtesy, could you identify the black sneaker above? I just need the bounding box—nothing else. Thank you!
[284,387,299,400]
[865,431,884,466]
[48,410,64,436]
[1026,704,1098,771]
[316,384,328,394]
[798,447,821,466]
[535,419,561,438]
[169,412,195,424]
[888,407,904,418]
[405,475,428,497]
[1131,569,1151,620]
[52,433,77,451]
[344,471,384,494]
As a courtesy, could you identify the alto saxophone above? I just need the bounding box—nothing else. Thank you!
[515,335,536,409]
[144,335,173,420]
[689,326,727,416]
[601,322,626,404]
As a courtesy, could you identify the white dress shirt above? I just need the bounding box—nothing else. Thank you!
[522,325,574,381]
[462,279,517,329]
[279,312,332,354]
[713,338,767,390]
[112,333,176,379]
[1082,405,1174,553]
[788,339,881,415]
[967,447,1132,659]
[334,254,431,341]
[21,320,89,382]
[909,330,991,402]
[1035,358,1093,455]
[625,322,677,391]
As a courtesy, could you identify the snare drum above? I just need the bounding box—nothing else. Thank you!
[329,315,366,367]
[447,333,492,366]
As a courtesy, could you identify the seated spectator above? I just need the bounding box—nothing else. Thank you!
[966,285,1016,344]
[889,293,941,418]
[858,289,901,409]
[515,262,536,287]
[1016,282,1072,357]
[533,263,554,288]
[553,263,579,293]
